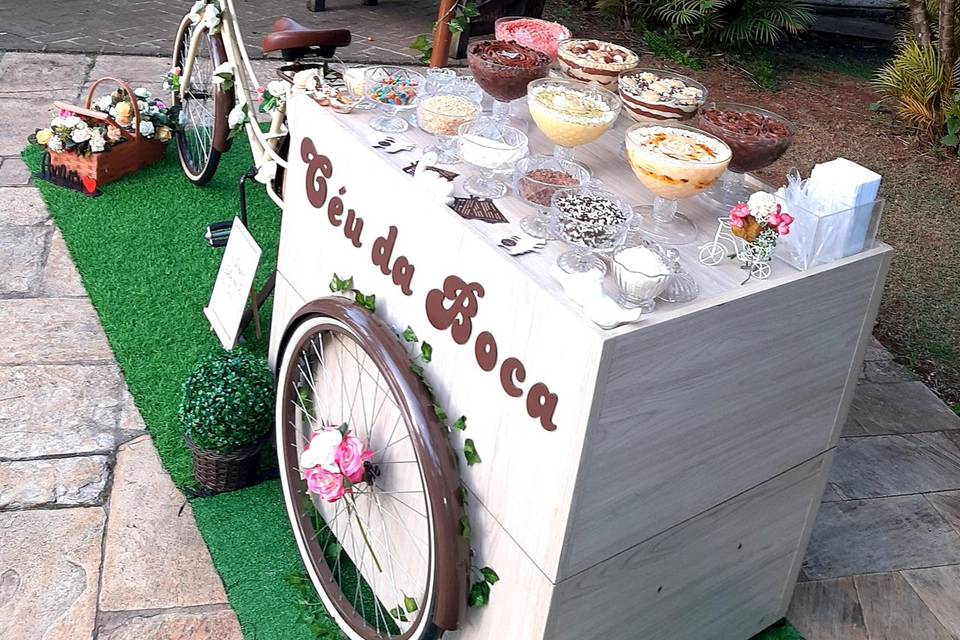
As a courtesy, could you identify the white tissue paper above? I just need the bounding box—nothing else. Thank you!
[776,158,881,269]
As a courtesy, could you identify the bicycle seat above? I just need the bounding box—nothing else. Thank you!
[262,17,351,60]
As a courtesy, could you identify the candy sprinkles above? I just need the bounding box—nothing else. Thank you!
[554,191,628,247]
[369,75,418,106]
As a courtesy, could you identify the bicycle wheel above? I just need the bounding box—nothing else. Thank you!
[172,17,233,185]
[276,298,468,640]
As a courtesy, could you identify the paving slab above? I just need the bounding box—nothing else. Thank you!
[786,577,868,640]
[99,436,229,611]
[802,495,960,579]
[0,364,123,458]
[927,490,960,536]
[0,507,105,640]
[901,564,960,636]
[117,388,148,433]
[828,432,960,499]
[0,224,49,296]
[843,381,960,436]
[0,157,33,186]
[862,358,919,384]
[41,228,86,297]
[854,572,954,640]
[0,52,90,94]
[0,297,113,365]
[84,55,170,100]
[0,186,49,225]
[0,454,110,509]
[863,336,893,362]
[98,608,243,640]
[0,98,56,155]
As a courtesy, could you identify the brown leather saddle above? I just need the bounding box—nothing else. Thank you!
[262,17,351,60]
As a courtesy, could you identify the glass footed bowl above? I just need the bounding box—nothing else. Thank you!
[416,94,481,164]
[364,66,425,133]
[618,68,707,123]
[556,38,639,88]
[513,155,591,238]
[624,122,731,201]
[494,16,571,61]
[695,102,796,174]
[458,118,528,199]
[466,40,551,103]
[549,184,631,274]
[527,77,621,154]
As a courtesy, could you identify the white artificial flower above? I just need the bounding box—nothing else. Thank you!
[50,116,64,128]
[138,120,155,137]
[266,80,288,98]
[299,428,343,472]
[47,136,64,151]
[212,61,233,78]
[108,106,117,117]
[189,0,206,23]
[227,104,247,129]
[89,131,106,152]
[202,3,221,30]
[137,100,148,113]
[71,127,91,143]
[134,87,150,99]
[75,121,87,130]
[62,116,81,128]
[747,192,778,224]
[96,95,113,111]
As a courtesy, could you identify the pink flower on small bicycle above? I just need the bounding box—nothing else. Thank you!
[305,466,346,502]
[336,433,374,484]
[256,86,266,103]
[729,203,750,228]
[58,108,75,118]
[772,212,793,235]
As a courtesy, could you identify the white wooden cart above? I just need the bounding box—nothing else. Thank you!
[269,93,891,640]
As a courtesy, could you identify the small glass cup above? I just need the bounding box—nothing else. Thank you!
[424,67,457,95]
[416,94,482,164]
[458,118,528,199]
[549,184,631,274]
[514,155,590,238]
[340,64,374,110]
[364,66,425,133]
[612,243,671,312]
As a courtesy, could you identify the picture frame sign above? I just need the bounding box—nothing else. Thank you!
[204,217,262,350]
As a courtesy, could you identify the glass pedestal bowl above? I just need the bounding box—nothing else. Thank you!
[364,66,425,133]
[458,118,528,199]
[625,122,731,245]
[494,16,571,62]
[556,38,639,88]
[612,243,671,312]
[467,40,551,129]
[618,68,707,123]
[513,155,590,238]
[549,184,631,274]
[527,77,621,165]
[695,102,796,209]
[416,94,481,165]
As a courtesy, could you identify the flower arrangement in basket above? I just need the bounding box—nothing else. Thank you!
[698,192,794,282]
[30,77,179,187]
[299,424,374,503]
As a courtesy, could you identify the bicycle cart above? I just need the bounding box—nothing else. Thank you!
[699,217,773,280]
[173,3,891,637]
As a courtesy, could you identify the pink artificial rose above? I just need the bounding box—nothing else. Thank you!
[780,213,793,225]
[768,213,782,227]
[305,467,346,502]
[777,224,791,236]
[730,203,750,222]
[729,216,744,228]
[256,86,265,103]
[336,434,374,484]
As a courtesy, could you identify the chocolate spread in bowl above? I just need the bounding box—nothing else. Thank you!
[467,41,551,102]
[697,107,793,173]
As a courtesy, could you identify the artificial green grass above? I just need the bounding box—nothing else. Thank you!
[23,141,802,640]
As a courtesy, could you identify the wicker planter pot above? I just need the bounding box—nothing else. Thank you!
[184,433,263,493]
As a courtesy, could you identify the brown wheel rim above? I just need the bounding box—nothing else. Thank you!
[276,298,468,639]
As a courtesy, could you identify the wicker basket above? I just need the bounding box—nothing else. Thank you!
[49,76,167,186]
[184,433,263,493]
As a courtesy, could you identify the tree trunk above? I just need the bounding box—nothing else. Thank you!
[909,0,932,47]
[939,0,956,83]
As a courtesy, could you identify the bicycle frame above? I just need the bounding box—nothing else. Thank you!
[177,0,288,207]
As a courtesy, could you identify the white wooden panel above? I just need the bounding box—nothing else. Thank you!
[546,454,830,640]
[561,251,887,577]
[268,271,307,370]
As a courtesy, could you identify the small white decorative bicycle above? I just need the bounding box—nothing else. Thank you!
[698,217,773,281]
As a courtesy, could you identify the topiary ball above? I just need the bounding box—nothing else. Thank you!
[178,348,275,452]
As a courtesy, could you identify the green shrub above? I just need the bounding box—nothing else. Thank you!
[179,349,274,452]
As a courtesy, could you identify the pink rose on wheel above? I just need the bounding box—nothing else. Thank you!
[336,434,374,484]
[305,467,346,502]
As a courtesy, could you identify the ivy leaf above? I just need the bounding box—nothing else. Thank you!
[404,595,418,613]
[329,274,345,293]
[459,514,471,539]
[481,566,500,585]
[457,484,469,506]
[452,415,466,431]
[462,2,480,18]
[410,362,424,377]
[420,342,433,363]
[449,17,465,34]
[389,606,409,622]
[434,403,447,422]
[410,34,430,53]
[402,326,418,343]
[463,438,481,465]
[468,580,490,607]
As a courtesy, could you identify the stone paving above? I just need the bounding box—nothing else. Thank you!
[0,0,439,64]
[3,49,960,639]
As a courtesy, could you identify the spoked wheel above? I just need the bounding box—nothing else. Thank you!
[172,18,233,185]
[276,298,468,640]
[751,261,772,280]
[698,241,727,266]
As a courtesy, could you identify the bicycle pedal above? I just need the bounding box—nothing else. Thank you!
[205,220,233,248]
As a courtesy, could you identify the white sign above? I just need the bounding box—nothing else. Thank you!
[204,217,262,349]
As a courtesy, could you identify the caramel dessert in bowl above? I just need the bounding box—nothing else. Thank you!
[625,124,731,200]
[527,78,621,165]
[557,38,638,87]
[618,69,706,123]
